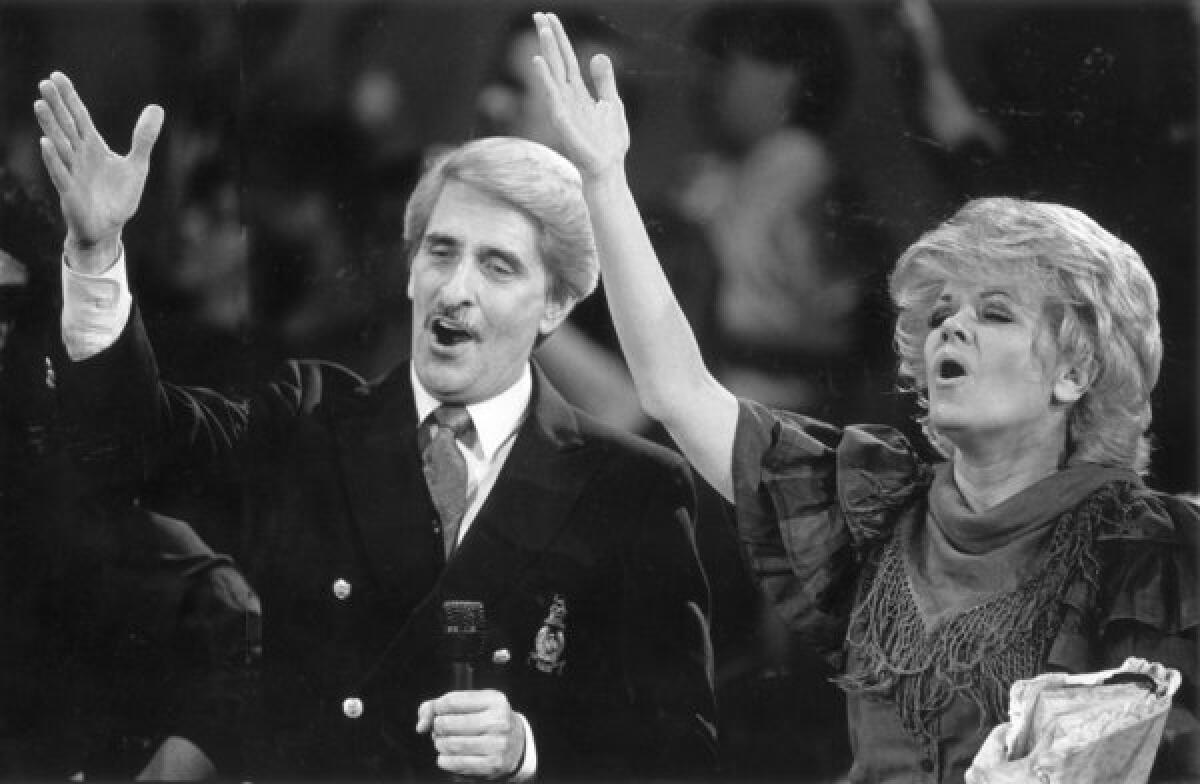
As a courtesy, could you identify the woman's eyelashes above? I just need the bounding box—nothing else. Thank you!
[927,300,1016,328]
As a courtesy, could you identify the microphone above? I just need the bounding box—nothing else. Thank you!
[442,600,487,690]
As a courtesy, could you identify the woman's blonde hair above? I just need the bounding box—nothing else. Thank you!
[889,197,1161,472]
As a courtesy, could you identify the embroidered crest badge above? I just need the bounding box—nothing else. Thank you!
[528,594,568,675]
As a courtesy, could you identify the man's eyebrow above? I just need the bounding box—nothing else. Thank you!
[424,232,459,247]
[479,245,525,271]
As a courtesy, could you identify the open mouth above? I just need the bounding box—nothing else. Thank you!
[431,316,475,347]
[937,358,967,381]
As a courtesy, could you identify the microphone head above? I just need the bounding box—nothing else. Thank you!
[442,599,488,662]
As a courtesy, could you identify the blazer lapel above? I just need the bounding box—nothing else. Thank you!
[331,366,442,598]
[442,365,592,588]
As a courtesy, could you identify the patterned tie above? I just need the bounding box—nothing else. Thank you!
[420,404,476,557]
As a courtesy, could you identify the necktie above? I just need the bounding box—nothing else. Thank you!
[420,404,476,557]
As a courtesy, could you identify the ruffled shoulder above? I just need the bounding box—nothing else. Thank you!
[836,424,935,549]
[732,401,931,652]
[1053,482,1199,685]
[735,399,932,551]
[1093,484,1200,636]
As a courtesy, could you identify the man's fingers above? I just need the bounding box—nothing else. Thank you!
[129,104,164,166]
[435,753,495,777]
[38,137,71,194]
[433,734,506,756]
[590,54,620,105]
[414,700,435,734]
[432,708,515,737]
[33,99,75,165]
[429,690,501,714]
[52,71,98,141]
[37,78,80,150]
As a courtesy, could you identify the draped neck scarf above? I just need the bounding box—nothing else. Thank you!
[837,460,1142,753]
[912,461,1140,627]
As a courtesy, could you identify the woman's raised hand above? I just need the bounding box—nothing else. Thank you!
[531,12,630,182]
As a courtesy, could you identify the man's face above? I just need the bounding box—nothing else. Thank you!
[407,180,570,404]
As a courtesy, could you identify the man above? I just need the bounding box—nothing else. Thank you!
[0,167,260,780]
[35,71,717,780]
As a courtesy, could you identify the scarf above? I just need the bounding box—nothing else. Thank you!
[836,461,1140,751]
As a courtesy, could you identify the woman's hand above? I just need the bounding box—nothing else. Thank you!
[531,11,630,183]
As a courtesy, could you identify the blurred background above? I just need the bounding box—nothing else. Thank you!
[0,1,1195,779]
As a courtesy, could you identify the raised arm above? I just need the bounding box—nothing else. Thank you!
[531,12,738,500]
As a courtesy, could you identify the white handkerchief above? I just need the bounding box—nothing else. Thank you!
[966,657,1180,784]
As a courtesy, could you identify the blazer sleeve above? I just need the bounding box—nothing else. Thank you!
[54,305,356,493]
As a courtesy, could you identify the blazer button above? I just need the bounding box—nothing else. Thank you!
[332,578,352,601]
[342,697,364,719]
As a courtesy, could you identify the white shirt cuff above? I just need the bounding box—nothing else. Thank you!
[511,712,538,781]
[61,243,132,361]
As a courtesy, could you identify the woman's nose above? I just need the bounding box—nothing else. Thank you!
[940,309,971,343]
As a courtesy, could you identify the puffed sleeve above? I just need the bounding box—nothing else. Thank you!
[730,399,931,658]
[1050,485,1200,776]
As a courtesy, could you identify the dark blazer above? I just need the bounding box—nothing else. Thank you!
[60,309,718,781]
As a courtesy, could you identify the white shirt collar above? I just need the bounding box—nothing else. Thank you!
[410,364,533,460]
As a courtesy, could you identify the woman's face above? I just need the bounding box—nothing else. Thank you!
[923,278,1070,456]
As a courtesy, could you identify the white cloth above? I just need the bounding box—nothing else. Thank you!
[966,657,1181,784]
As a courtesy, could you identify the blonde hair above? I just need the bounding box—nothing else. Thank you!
[889,197,1161,472]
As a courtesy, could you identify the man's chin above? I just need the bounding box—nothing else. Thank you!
[414,356,473,395]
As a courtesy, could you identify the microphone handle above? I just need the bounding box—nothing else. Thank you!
[451,660,475,691]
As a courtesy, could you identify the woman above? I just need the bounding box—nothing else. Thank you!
[531,12,1198,781]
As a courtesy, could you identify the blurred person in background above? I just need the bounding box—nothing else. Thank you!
[0,167,260,781]
[674,2,887,423]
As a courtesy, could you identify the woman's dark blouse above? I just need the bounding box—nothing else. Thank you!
[731,399,1199,782]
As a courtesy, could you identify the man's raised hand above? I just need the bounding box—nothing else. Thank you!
[33,71,163,273]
